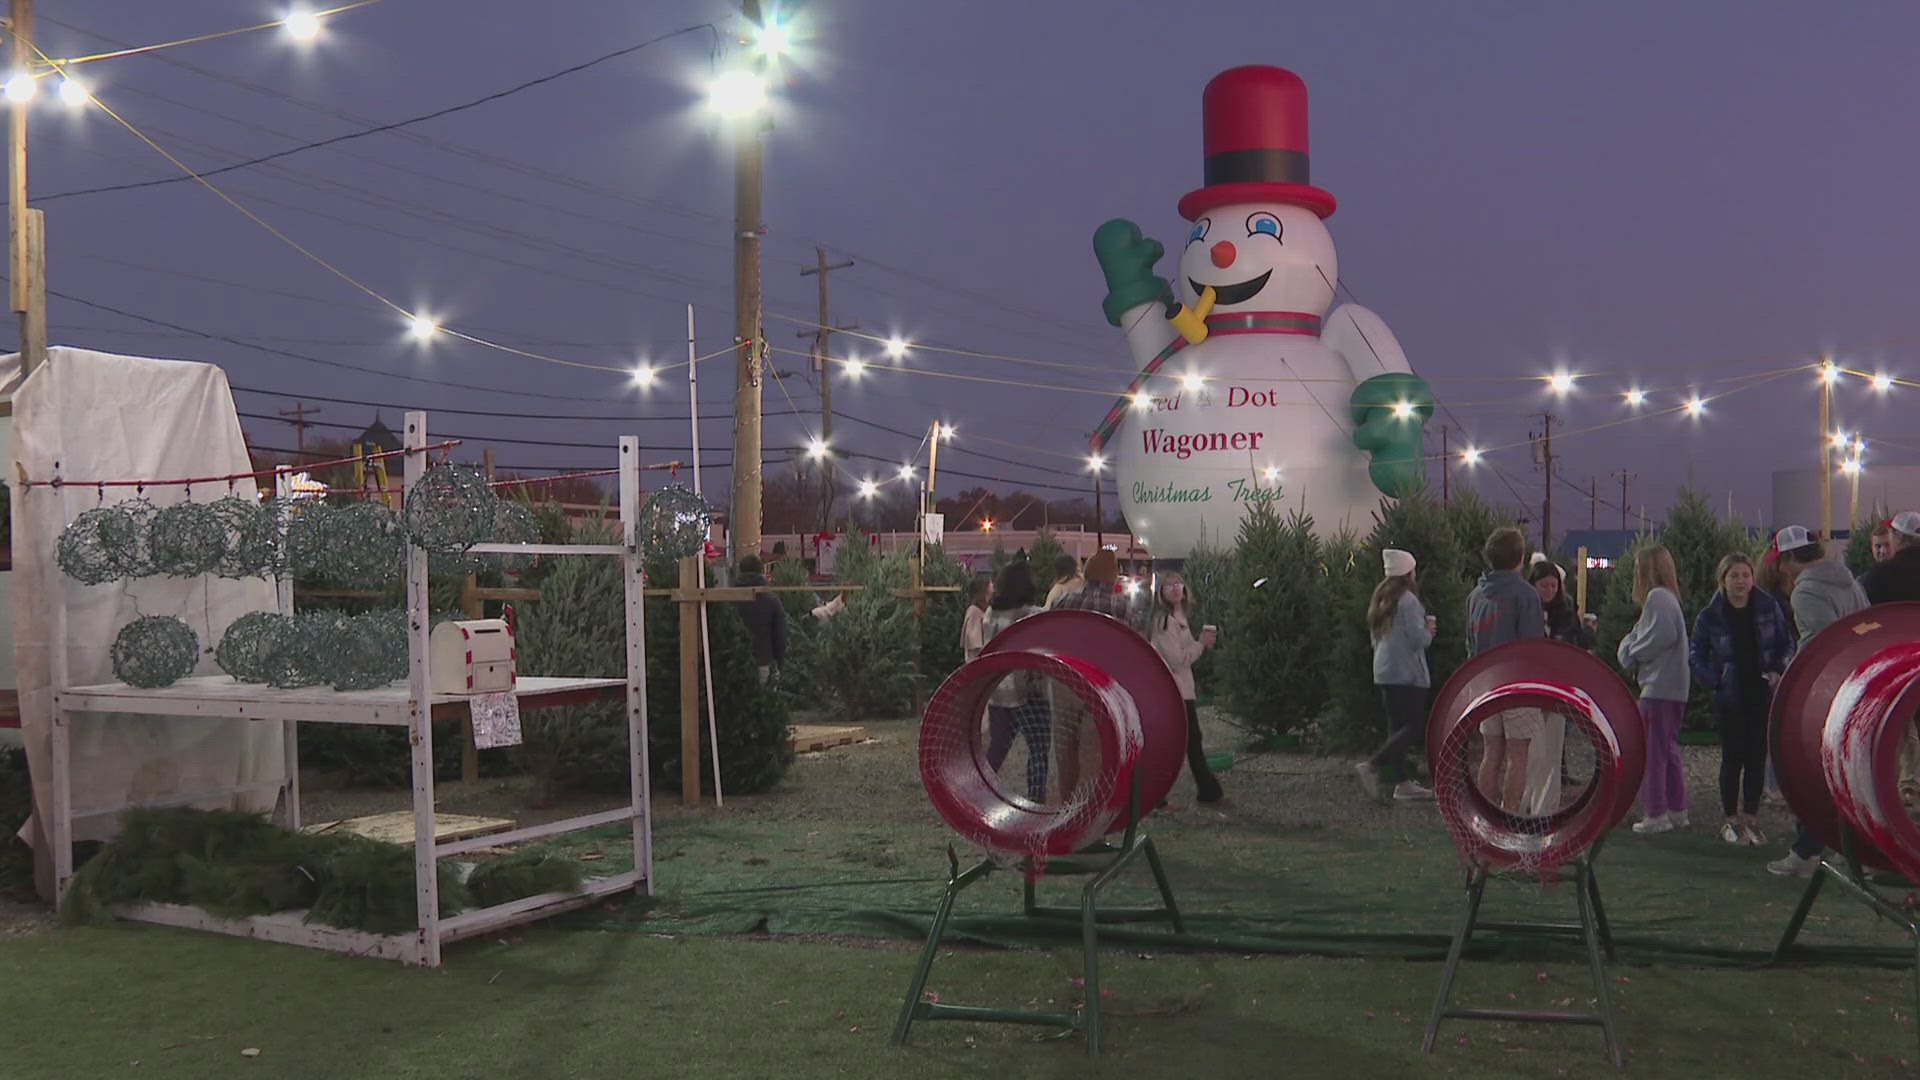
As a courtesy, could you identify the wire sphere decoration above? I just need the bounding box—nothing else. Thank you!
[329,611,410,691]
[403,465,499,555]
[319,502,405,589]
[215,611,295,684]
[487,499,541,573]
[146,502,228,578]
[57,505,142,585]
[110,615,201,688]
[1426,640,1645,875]
[279,500,337,582]
[210,495,278,579]
[639,485,711,560]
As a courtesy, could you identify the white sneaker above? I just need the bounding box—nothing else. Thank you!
[1393,780,1435,802]
[1670,810,1691,828]
[1720,823,1742,844]
[1743,825,1766,846]
[1767,851,1821,877]
[1632,813,1673,835]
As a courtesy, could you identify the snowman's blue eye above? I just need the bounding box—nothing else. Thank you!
[1187,218,1210,245]
[1246,212,1283,240]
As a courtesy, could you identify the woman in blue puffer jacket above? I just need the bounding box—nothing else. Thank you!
[1689,553,1794,846]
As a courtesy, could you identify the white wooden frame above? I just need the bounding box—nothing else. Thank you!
[46,413,652,966]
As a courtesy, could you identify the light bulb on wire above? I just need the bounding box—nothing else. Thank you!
[631,364,655,387]
[1391,401,1415,419]
[1548,372,1575,394]
[1087,453,1106,472]
[1820,361,1840,384]
[1831,430,1850,449]
[842,357,865,378]
[707,69,769,119]
[936,424,956,441]
[1624,388,1646,407]
[283,8,322,42]
[806,437,829,460]
[1129,391,1151,412]
[857,478,878,499]
[897,464,915,482]
[4,72,37,103]
[406,315,439,343]
[885,336,909,360]
[753,18,793,58]
[57,76,88,109]
[1461,447,1482,466]
[1873,373,1893,392]
[1684,396,1705,417]
[1181,372,1205,391]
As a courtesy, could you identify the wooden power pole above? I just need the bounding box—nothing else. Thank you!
[1615,470,1636,531]
[1819,361,1833,542]
[729,0,769,564]
[279,401,320,460]
[1440,424,1450,505]
[9,0,45,376]
[1534,413,1554,553]
[798,245,853,531]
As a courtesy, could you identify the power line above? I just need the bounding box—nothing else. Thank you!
[40,22,722,202]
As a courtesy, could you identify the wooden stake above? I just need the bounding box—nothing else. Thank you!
[679,555,701,804]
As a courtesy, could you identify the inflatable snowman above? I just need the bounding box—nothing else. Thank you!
[1091,65,1433,559]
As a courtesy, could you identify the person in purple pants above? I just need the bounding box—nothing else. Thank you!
[1616,545,1691,834]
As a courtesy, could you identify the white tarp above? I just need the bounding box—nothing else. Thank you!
[11,348,284,886]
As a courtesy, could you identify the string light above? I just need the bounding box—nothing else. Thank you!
[1262,466,1280,482]
[1684,396,1705,416]
[857,478,879,498]
[1181,372,1205,391]
[842,357,866,378]
[406,315,439,342]
[885,336,909,360]
[806,437,829,460]
[4,72,37,103]
[1873,373,1893,392]
[1461,447,1483,465]
[979,518,994,532]
[1841,458,1862,476]
[57,77,89,109]
[1129,391,1152,412]
[1624,389,1646,407]
[1821,361,1840,384]
[283,8,323,42]
[1391,401,1415,419]
[1086,453,1106,472]
[1548,373,1576,394]
[752,18,793,58]
[631,364,655,387]
[1831,430,1851,448]
[936,424,956,441]
[897,464,915,481]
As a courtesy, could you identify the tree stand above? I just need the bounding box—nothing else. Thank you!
[1770,824,1920,1059]
[890,799,1184,1057]
[1423,846,1622,1069]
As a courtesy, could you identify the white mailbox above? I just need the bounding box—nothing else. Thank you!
[429,619,516,696]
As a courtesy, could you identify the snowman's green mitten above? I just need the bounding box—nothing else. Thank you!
[1093,218,1174,327]
[1349,372,1436,497]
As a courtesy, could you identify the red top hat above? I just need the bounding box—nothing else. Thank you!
[1178,66,1337,222]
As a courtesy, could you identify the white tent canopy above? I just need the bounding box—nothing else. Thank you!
[10,347,285,895]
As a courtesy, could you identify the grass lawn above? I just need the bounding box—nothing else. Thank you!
[0,922,1915,1079]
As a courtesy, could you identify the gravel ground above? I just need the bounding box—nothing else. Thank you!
[0,709,1801,941]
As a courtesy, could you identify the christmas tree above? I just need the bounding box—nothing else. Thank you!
[1214,502,1326,742]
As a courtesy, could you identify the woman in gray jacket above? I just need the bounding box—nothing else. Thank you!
[1617,545,1691,835]
[1356,549,1437,803]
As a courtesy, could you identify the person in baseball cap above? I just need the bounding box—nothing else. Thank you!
[1860,511,1920,606]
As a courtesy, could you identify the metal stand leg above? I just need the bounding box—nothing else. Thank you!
[892,856,997,1046]
[1140,835,1187,934]
[1770,867,1827,962]
[1576,861,1623,1068]
[1080,878,1102,1056]
[1423,866,1486,1053]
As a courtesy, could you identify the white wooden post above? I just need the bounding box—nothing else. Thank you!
[620,437,653,891]
[403,412,440,966]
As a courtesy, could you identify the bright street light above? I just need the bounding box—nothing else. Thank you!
[631,364,656,387]
[980,518,994,532]
[806,437,828,460]
[4,72,37,103]
[753,18,793,58]
[283,8,322,42]
[1624,389,1646,407]
[706,69,769,119]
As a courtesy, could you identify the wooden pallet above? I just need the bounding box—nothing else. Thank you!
[304,812,514,847]
[790,724,867,753]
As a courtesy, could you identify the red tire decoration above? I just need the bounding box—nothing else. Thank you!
[1426,640,1645,872]
[919,610,1184,859]
[1771,602,1920,878]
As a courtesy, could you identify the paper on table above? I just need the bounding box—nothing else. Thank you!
[471,691,522,749]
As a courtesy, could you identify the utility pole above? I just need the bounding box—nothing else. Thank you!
[1093,470,1104,549]
[9,0,45,376]
[798,246,853,531]
[1615,470,1636,531]
[728,0,769,564]
[279,401,320,460]
[1439,424,1450,505]
[1590,477,1597,530]
[1818,359,1833,543]
[1533,413,1554,553]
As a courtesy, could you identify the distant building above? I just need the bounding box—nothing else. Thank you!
[356,415,402,454]
[1557,529,1643,570]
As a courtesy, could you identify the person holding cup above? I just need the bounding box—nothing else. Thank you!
[1149,571,1226,806]
[1356,549,1436,803]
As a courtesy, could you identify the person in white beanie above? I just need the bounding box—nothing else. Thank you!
[1355,548,1438,802]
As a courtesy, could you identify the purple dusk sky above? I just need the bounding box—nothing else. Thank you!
[20,1,1919,535]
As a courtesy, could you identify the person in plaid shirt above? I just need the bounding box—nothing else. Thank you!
[1050,549,1136,627]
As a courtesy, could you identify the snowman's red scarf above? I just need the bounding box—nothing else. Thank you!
[1088,311,1322,451]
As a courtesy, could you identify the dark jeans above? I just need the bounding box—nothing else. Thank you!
[1367,684,1428,784]
[1791,819,1822,860]
[1720,757,1766,816]
[1184,700,1224,803]
[1718,705,1768,816]
[986,699,1052,802]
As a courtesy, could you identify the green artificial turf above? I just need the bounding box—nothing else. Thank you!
[0,924,1914,1079]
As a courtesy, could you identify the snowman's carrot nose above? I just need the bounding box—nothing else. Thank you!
[1211,241,1236,268]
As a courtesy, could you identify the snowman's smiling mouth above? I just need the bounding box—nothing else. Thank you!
[1188,271,1271,307]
